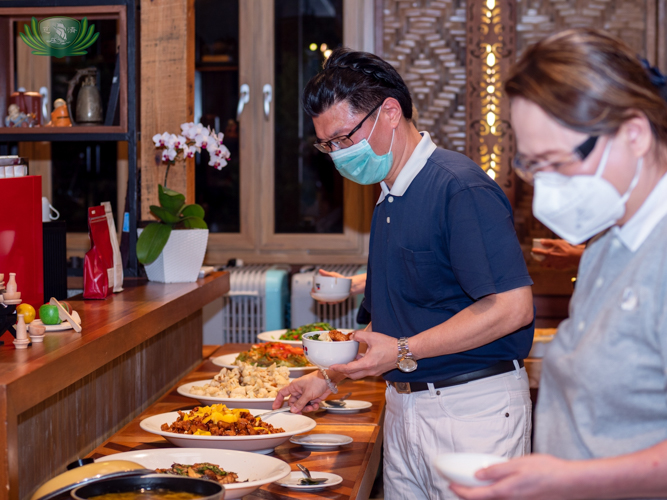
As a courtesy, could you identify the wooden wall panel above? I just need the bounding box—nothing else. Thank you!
[17,311,202,500]
[382,0,468,153]
[140,0,195,219]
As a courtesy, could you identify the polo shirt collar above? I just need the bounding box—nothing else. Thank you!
[613,171,667,252]
[377,131,437,205]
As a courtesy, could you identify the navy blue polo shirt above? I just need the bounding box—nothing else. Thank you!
[365,147,534,383]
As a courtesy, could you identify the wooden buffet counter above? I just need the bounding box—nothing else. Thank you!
[0,272,230,500]
[89,343,388,500]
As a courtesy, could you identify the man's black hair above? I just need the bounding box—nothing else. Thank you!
[302,47,413,120]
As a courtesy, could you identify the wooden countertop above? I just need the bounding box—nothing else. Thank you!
[0,272,229,416]
[90,343,387,499]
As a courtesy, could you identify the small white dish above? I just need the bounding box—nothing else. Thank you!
[140,409,316,454]
[3,299,22,305]
[97,448,290,500]
[276,471,343,491]
[320,400,372,413]
[211,353,317,378]
[289,433,353,450]
[177,379,291,410]
[31,310,81,332]
[435,453,508,487]
[310,291,350,303]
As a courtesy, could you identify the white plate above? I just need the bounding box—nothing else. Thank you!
[96,448,290,500]
[310,291,350,303]
[320,400,372,413]
[140,409,316,454]
[31,310,81,331]
[435,453,508,487]
[289,433,353,450]
[211,353,317,378]
[177,379,291,410]
[257,328,354,346]
[276,471,343,490]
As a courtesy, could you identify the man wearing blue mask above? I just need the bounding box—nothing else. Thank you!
[274,48,535,499]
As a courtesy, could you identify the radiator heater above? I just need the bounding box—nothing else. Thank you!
[203,265,289,345]
[291,264,367,330]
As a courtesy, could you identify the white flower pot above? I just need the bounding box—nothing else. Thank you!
[139,228,209,283]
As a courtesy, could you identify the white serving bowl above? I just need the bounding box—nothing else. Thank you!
[302,331,359,369]
[435,453,508,487]
[177,379,291,410]
[310,291,351,303]
[140,409,316,454]
[312,275,351,295]
[96,448,291,500]
[257,328,354,346]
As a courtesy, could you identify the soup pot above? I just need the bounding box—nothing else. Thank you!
[72,475,224,500]
[31,460,152,500]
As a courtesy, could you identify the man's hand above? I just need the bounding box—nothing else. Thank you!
[330,330,397,379]
[450,454,581,500]
[319,269,367,295]
[532,239,584,270]
[273,370,332,413]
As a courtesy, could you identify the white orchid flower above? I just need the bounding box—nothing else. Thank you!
[208,156,228,170]
[184,145,198,158]
[153,132,171,148]
[162,148,178,163]
[172,135,187,149]
[180,122,197,139]
[195,133,211,149]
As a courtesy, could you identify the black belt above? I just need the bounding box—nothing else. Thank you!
[388,360,524,394]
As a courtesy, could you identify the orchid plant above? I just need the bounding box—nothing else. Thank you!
[152,122,231,187]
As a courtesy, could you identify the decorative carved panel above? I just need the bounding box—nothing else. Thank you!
[381,0,468,153]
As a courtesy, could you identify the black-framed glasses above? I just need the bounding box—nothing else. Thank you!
[313,102,383,153]
[513,135,599,184]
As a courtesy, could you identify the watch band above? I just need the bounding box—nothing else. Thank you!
[397,337,413,360]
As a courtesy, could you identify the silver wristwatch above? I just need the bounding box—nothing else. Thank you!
[397,337,418,373]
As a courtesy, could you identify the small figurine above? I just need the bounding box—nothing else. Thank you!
[28,323,46,343]
[46,98,72,127]
[6,273,16,293]
[4,104,37,128]
[13,314,29,349]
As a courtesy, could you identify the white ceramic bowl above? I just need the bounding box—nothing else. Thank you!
[140,409,316,454]
[177,379,291,410]
[96,448,291,500]
[312,275,351,295]
[302,331,359,369]
[435,453,508,487]
[310,291,351,303]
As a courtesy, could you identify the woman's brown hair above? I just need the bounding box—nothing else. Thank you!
[506,28,667,145]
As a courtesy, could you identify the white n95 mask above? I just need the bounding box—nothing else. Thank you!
[532,139,642,245]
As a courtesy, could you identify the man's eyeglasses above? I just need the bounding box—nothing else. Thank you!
[314,102,383,154]
[513,135,599,184]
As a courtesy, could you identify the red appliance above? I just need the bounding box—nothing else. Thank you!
[0,176,44,308]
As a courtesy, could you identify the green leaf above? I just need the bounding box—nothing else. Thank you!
[74,23,94,49]
[137,223,172,265]
[20,32,42,51]
[149,205,180,224]
[180,204,205,219]
[73,18,88,46]
[75,31,99,51]
[182,217,208,229]
[158,184,185,215]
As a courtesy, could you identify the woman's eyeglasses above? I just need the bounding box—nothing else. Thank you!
[313,102,383,153]
[513,135,599,183]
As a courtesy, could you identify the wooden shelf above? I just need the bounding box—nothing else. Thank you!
[0,126,129,142]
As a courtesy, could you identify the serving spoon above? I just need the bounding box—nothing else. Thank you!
[297,463,328,485]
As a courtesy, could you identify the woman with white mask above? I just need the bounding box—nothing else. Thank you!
[453,28,667,500]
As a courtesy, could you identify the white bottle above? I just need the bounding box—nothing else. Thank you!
[6,273,17,293]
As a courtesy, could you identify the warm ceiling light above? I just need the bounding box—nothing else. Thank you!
[486,53,496,67]
[486,112,496,126]
[487,85,495,94]
[324,49,332,59]
[309,43,317,51]
[320,43,328,52]
[487,169,496,180]
[486,0,495,9]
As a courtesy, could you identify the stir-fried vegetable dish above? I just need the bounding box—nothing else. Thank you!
[235,342,312,367]
[279,322,333,341]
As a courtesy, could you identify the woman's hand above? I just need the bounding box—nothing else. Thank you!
[330,330,398,379]
[273,370,331,413]
[450,454,581,500]
[319,269,367,295]
[532,239,584,270]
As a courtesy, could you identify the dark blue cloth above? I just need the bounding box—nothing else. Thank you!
[366,147,534,383]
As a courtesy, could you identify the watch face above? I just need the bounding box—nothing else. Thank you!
[398,358,418,373]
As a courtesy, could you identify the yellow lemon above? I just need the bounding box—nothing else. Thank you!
[16,304,36,324]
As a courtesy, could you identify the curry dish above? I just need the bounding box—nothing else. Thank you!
[160,404,285,436]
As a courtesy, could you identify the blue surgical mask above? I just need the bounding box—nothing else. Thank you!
[329,108,395,185]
